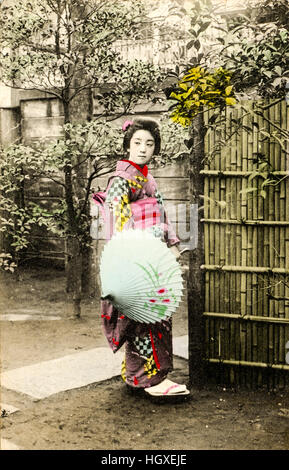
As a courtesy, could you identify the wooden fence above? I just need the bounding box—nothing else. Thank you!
[202,100,289,389]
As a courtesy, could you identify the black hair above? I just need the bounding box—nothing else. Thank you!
[123,118,161,155]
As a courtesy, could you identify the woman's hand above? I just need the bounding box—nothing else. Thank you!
[169,245,181,260]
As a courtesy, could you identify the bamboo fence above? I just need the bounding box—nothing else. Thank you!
[202,99,289,389]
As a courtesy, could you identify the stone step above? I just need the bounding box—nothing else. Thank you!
[1,337,188,401]
[1,348,124,400]
[173,335,188,359]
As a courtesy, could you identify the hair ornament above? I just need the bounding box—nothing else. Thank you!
[122,120,133,132]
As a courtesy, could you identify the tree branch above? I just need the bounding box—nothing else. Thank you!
[0,79,64,101]
[77,169,98,219]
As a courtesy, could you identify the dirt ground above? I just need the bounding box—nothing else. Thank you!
[1,265,289,451]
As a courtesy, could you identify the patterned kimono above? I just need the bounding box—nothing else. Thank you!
[100,159,180,389]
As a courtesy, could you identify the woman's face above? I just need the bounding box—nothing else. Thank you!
[127,129,155,166]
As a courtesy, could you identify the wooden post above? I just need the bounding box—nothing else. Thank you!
[188,111,206,388]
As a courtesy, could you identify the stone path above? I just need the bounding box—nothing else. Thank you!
[1,336,188,400]
[0,309,62,322]
[1,348,125,400]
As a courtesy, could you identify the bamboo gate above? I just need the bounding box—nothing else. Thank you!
[202,99,289,389]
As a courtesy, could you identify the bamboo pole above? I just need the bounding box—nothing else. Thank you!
[274,101,282,366]
[208,175,216,361]
[269,322,274,365]
[214,110,220,172]
[275,100,280,171]
[200,264,289,274]
[242,120,249,380]
[226,114,235,366]
[264,225,270,316]
[248,102,254,173]
[219,178,226,309]
[269,102,275,369]
[201,219,289,225]
[204,175,211,361]
[204,107,210,171]
[232,183,238,364]
[213,118,219,365]
[204,311,289,325]
[207,358,289,371]
[285,128,289,322]
[200,170,288,176]
[225,174,231,312]
[247,227,253,316]
[205,272,211,360]
[225,107,232,384]
[252,320,258,363]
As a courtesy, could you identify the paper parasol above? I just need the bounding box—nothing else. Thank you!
[99,229,184,324]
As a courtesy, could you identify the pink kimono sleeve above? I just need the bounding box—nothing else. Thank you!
[154,189,180,247]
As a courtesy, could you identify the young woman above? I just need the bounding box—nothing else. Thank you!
[100,118,189,398]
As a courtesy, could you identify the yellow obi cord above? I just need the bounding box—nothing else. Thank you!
[113,193,132,232]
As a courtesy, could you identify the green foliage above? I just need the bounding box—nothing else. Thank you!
[95,60,166,115]
[0,0,157,105]
[168,0,289,100]
[0,144,59,270]
[169,66,236,127]
[240,151,287,200]
[219,25,289,98]
[165,0,289,204]
[253,0,289,30]
[0,253,17,273]
[212,0,289,99]
[184,0,218,68]
[152,115,189,167]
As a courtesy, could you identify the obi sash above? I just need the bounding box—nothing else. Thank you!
[130,197,161,230]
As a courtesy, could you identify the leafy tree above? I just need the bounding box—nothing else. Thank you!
[253,0,289,30]
[167,0,289,186]
[215,10,289,98]
[0,0,166,316]
[169,65,236,127]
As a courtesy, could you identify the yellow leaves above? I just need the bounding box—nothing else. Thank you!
[179,82,188,91]
[169,66,237,127]
[225,85,233,96]
[184,99,196,108]
[170,87,193,102]
[170,109,191,128]
[225,97,237,106]
[183,66,205,82]
[170,91,182,101]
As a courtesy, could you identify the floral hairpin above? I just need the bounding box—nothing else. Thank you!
[122,120,133,132]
